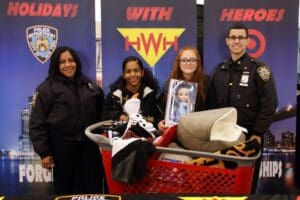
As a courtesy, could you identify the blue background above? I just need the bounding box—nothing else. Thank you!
[101,0,197,94]
[0,0,96,156]
[204,0,298,193]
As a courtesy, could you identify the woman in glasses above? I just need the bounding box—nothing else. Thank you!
[157,45,213,132]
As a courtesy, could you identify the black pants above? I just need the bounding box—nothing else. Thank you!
[51,139,104,195]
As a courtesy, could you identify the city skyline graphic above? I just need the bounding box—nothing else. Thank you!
[0,96,297,158]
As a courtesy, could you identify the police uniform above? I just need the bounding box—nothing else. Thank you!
[29,75,105,194]
[211,53,278,138]
[211,53,278,193]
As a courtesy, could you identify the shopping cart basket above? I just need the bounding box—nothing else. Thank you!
[85,121,260,195]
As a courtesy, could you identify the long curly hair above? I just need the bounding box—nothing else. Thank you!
[168,46,207,102]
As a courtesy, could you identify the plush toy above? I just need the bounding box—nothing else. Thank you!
[111,98,157,183]
[122,98,158,140]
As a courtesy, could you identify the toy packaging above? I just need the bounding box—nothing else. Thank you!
[165,79,198,127]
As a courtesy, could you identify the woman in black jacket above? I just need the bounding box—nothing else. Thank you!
[102,56,161,127]
[29,46,105,195]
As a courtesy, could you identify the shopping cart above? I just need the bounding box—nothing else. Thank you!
[85,120,260,195]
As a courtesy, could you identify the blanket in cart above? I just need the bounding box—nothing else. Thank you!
[187,134,261,169]
[111,138,155,184]
[177,107,246,153]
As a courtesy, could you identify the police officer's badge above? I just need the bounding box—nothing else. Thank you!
[240,71,250,87]
[26,25,58,63]
[257,66,271,81]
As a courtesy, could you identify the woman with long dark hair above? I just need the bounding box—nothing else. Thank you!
[29,46,105,195]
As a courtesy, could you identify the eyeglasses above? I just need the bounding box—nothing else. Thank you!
[180,58,198,64]
[227,35,248,41]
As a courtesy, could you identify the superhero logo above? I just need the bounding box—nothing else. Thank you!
[118,28,185,67]
[247,29,266,58]
[26,25,58,63]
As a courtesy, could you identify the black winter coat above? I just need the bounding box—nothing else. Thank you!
[211,53,278,135]
[102,83,161,127]
[29,75,104,158]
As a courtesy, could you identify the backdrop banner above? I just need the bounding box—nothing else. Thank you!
[204,0,298,194]
[0,0,95,195]
[101,0,197,93]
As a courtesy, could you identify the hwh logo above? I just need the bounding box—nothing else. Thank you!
[118,28,185,67]
[124,33,178,55]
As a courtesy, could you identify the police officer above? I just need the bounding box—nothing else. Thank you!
[29,46,105,195]
[211,23,278,193]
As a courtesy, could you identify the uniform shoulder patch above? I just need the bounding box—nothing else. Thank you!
[257,65,271,81]
[31,92,39,107]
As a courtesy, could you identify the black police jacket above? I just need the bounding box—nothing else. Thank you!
[211,54,278,136]
[29,75,104,158]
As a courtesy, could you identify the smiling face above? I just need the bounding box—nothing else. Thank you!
[59,50,77,79]
[226,29,249,60]
[179,50,198,80]
[123,60,144,91]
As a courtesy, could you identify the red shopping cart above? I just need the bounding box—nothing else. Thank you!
[85,121,260,195]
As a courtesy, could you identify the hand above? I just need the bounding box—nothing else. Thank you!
[158,120,168,133]
[41,156,55,170]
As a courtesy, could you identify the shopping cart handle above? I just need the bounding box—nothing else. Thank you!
[85,120,112,148]
[85,121,260,166]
